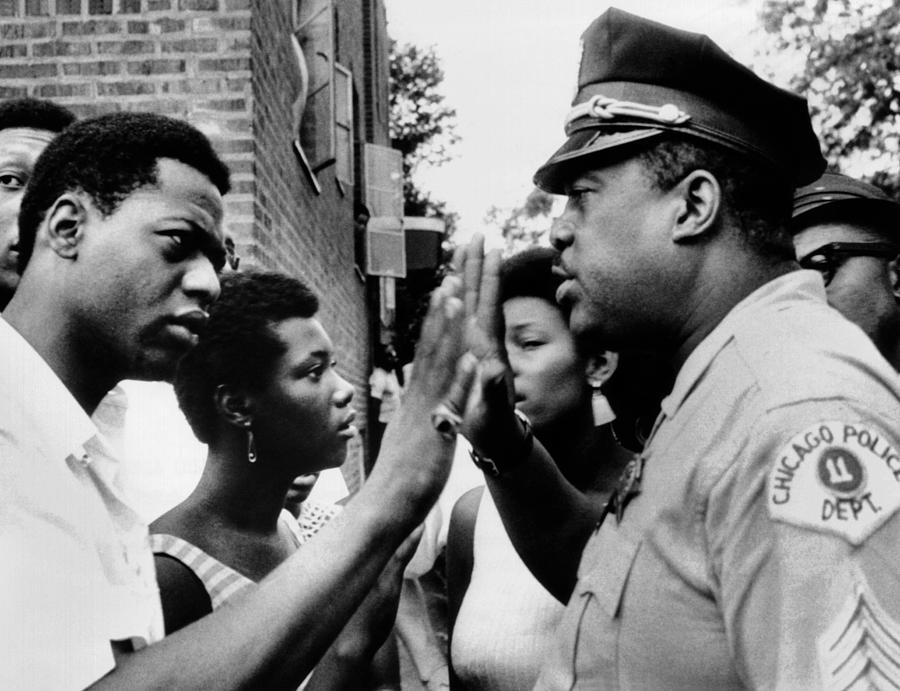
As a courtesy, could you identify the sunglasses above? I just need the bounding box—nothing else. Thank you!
[797,241,898,286]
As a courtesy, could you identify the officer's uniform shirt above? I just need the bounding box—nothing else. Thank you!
[536,271,900,689]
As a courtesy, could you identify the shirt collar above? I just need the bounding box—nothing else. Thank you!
[0,316,98,464]
[660,270,827,419]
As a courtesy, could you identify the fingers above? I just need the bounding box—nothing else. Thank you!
[479,355,512,409]
[434,291,465,384]
[392,524,425,569]
[449,243,466,275]
[445,350,478,413]
[416,281,450,361]
[415,274,462,369]
[463,234,485,319]
[407,276,465,412]
[476,249,503,348]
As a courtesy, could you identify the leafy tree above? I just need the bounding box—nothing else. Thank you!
[389,40,460,230]
[402,182,459,235]
[756,0,900,195]
[385,41,460,373]
[485,187,556,253]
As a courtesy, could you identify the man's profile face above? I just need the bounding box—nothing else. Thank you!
[0,127,56,307]
[793,220,899,354]
[550,157,672,351]
[72,157,226,382]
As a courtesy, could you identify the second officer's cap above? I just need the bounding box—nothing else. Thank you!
[792,173,900,228]
[534,8,826,194]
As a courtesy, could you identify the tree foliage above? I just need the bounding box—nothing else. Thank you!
[485,187,556,254]
[389,40,460,227]
[756,0,900,195]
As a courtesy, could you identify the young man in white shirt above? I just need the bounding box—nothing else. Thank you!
[1,111,469,689]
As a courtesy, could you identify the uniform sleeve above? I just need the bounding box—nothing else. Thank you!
[708,399,900,689]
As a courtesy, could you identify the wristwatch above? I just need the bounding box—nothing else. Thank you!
[469,409,534,477]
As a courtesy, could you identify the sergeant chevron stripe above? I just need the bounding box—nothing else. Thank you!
[818,577,900,690]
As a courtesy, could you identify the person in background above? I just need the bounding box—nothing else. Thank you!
[284,472,343,542]
[369,341,404,453]
[0,97,75,309]
[1,111,470,689]
[792,172,900,370]
[446,246,634,690]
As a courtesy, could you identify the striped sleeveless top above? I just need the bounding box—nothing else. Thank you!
[150,509,304,609]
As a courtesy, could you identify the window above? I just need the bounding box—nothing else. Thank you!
[334,62,353,187]
[295,0,335,172]
[293,0,355,188]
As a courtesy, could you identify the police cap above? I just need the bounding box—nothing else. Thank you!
[534,8,826,194]
[792,173,900,229]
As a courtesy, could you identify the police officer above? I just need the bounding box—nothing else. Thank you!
[456,8,900,689]
[792,172,900,370]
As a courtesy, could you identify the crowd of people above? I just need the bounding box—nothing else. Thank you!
[3,5,900,690]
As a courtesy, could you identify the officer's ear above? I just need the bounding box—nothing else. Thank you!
[889,255,900,300]
[44,193,87,261]
[670,169,721,243]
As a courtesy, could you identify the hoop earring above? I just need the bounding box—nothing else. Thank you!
[246,425,257,463]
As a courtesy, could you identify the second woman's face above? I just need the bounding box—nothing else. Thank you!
[503,296,589,431]
[251,317,355,472]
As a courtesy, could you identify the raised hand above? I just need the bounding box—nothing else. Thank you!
[453,236,524,461]
[373,272,469,505]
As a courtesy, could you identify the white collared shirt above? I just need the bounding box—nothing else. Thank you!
[0,318,163,690]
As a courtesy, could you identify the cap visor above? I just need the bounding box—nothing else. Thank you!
[534,128,664,194]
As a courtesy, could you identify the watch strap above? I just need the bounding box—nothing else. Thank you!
[469,410,534,477]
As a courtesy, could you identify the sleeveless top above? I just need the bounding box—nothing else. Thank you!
[451,489,565,691]
[150,509,304,608]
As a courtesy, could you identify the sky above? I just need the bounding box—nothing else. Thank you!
[384,0,768,245]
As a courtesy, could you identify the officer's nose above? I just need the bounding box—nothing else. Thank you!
[550,215,575,251]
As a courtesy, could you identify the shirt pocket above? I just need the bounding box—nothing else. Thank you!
[569,526,642,689]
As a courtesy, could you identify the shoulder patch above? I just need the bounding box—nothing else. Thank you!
[817,576,900,689]
[768,420,900,544]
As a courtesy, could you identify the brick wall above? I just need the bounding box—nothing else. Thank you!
[0,0,392,475]
[0,0,255,275]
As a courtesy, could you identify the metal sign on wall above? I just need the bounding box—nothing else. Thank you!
[365,216,406,278]
[363,143,404,218]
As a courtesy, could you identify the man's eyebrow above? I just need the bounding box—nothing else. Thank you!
[187,192,225,222]
[175,220,226,270]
